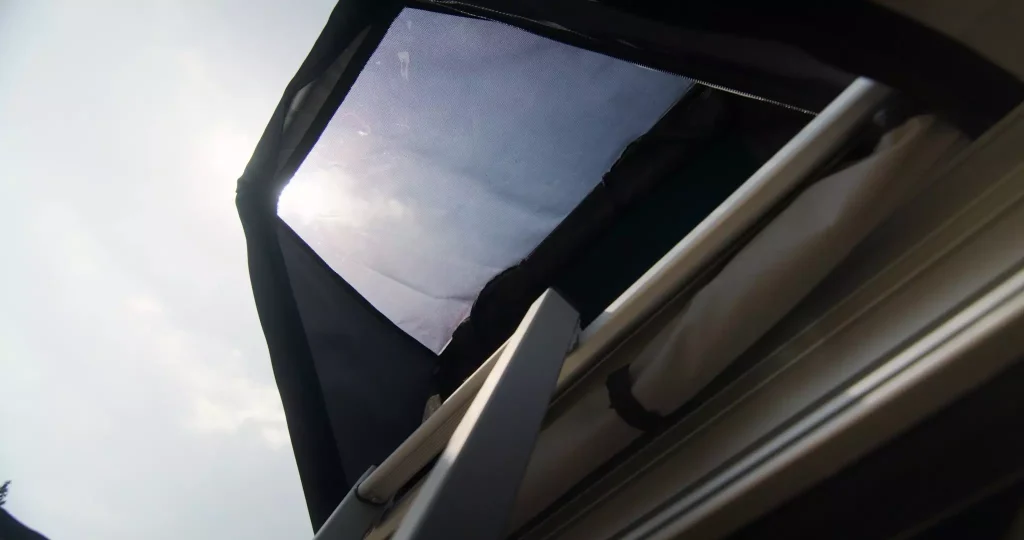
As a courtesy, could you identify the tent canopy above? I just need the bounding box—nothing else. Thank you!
[236,0,1023,529]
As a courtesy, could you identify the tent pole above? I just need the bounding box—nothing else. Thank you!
[393,290,580,540]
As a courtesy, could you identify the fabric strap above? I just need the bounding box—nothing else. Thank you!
[606,364,667,432]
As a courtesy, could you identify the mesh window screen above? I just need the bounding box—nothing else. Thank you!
[278,8,691,351]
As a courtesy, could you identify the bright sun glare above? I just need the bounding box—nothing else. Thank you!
[278,176,337,225]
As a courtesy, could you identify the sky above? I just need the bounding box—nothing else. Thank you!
[0,1,338,538]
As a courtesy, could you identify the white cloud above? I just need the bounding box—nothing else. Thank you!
[199,127,259,187]
[186,380,287,444]
[124,294,164,316]
[133,303,290,450]
[260,426,291,450]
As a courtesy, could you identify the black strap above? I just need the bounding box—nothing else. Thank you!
[606,364,667,432]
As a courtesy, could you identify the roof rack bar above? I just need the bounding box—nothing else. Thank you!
[392,290,579,540]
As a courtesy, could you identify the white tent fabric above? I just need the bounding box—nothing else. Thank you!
[508,115,966,528]
[279,8,691,352]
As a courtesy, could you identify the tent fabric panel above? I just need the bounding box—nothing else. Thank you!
[627,116,966,415]
[276,220,436,486]
[236,197,349,530]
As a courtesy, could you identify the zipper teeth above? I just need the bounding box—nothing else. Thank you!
[436,1,595,42]
[428,0,818,116]
[670,73,816,116]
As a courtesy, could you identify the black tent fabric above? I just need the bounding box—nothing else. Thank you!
[236,1,410,528]
[277,222,435,486]
[416,0,1024,137]
[237,0,1023,531]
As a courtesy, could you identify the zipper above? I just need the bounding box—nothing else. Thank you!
[425,0,818,116]
[622,53,817,115]
[666,73,816,116]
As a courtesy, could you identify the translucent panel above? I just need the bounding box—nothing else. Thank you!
[279,8,691,352]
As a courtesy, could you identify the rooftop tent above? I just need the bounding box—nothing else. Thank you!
[237,0,1024,531]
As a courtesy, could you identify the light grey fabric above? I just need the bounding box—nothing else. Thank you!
[630,115,964,413]
[507,115,966,529]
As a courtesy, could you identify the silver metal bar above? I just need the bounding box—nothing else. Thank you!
[312,467,384,540]
[558,78,889,389]
[392,290,579,540]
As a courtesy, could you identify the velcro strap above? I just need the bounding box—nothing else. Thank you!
[606,364,666,432]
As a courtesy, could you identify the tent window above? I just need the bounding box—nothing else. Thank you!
[278,8,692,351]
